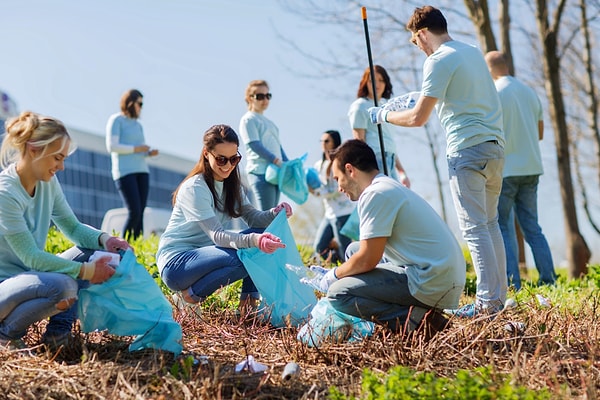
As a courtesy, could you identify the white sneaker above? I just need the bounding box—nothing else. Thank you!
[171,292,202,319]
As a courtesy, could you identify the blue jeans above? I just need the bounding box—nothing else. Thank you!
[313,214,352,263]
[160,229,261,302]
[247,173,279,211]
[497,175,555,290]
[326,242,431,331]
[115,172,149,239]
[0,272,78,341]
[447,141,507,310]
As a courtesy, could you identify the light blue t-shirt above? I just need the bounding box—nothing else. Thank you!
[421,41,504,154]
[156,175,254,268]
[348,97,397,159]
[495,76,544,177]
[0,164,101,280]
[239,111,283,175]
[358,174,465,309]
[106,113,150,180]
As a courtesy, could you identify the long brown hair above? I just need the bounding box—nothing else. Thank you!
[172,124,243,218]
[356,65,393,99]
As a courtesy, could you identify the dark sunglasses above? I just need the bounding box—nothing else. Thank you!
[320,139,331,143]
[251,93,272,101]
[210,151,242,167]
[136,101,143,107]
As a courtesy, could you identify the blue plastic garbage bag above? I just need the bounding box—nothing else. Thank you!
[305,167,321,190]
[339,207,360,242]
[78,249,183,355]
[297,297,375,347]
[237,212,317,327]
[278,154,309,205]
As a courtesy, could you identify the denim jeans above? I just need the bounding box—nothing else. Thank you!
[115,172,149,239]
[447,141,507,310]
[326,242,431,331]
[313,214,352,263]
[0,272,79,341]
[497,175,556,290]
[247,173,280,211]
[160,229,262,302]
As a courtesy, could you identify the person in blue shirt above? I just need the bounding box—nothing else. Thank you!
[106,89,159,240]
[239,80,288,210]
[0,111,130,350]
[369,5,506,318]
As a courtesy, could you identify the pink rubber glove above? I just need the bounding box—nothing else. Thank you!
[273,202,293,217]
[257,233,286,254]
[101,234,132,253]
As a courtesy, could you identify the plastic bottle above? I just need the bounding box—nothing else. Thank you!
[281,362,300,381]
[285,264,326,291]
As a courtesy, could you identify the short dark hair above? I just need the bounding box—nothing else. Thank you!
[406,5,448,35]
[331,139,379,173]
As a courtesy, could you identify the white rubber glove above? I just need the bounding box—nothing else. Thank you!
[368,106,389,124]
[318,268,339,293]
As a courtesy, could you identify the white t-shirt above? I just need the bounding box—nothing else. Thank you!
[358,174,465,309]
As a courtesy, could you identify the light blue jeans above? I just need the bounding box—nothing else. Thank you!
[447,141,507,310]
[326,242,431,331]
[497,175,556,290]
[160,229,262,302]
[0,246,93,341]
[247,173,280,211]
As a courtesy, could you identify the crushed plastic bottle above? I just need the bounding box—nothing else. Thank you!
[285,264,327,292]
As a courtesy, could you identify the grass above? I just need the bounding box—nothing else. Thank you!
[0,231,598,399]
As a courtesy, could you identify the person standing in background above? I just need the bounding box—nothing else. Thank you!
[348,65,410,187]
[311,130,355,264]
[106,89,158,240]
[485,51,556,291]
[369,6,506,317]
[239,80,288,210]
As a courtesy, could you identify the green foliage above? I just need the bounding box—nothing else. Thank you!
[44,226,76,254]
[169,355,195,380]
[329,366,552,400]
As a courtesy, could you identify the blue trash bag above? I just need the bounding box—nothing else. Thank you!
[339,207,360,242]
[78,249,183,355]
[297,297,375,347]
[278,154,309,205]
[237,212,317,327]
[305,167,321,190]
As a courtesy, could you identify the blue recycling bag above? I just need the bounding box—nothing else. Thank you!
[237,212,317,327]
[78,249,183,355]
[278,154,309,205]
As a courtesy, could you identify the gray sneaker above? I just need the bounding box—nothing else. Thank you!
[0,337,27,351]
[171,292,202,319]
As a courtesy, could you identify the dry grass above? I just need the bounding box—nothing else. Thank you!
[1,293,599,399]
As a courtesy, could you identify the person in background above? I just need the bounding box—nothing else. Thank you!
[156,124,292,318]
[0,111,130,349]
[239,80,288,210]
[485,50,556,291]
[368,5,506,318]
[318,139,465,335]
[348,65,410,187]
[106,89,159,240]
[311,130,355,264]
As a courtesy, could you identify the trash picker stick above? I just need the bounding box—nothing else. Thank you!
[361,6,388,176]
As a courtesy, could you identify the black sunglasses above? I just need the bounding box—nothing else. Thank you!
[251,93,272,101]
[210,151,242,167]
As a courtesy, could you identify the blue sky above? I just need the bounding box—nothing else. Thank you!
[1,0,597,265]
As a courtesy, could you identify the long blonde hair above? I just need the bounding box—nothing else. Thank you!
[1,111,76,169]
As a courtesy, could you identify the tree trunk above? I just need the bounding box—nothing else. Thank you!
[535,0,590,277]
[463,0,498,52]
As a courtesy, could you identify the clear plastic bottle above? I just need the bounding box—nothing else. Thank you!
[285,264,327,291]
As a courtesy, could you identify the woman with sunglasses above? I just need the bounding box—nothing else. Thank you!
[239,80,288,210]
[311,130,355,264]
[348,66,410,187]
[156,124,292,317]
[106,89,159,240]
[0,111,130,349]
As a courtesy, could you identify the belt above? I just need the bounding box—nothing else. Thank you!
[486,140,499,144]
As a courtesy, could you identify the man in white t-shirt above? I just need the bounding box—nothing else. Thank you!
[318,139,465,335]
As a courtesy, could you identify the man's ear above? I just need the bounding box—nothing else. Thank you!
[345,163,354,175]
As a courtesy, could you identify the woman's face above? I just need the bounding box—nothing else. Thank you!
[204,141,240,181]
[32,138,69,182]
[320,133,335,153]
[248,85,271,114]
[366,72,386,100]
[133,97,143,117]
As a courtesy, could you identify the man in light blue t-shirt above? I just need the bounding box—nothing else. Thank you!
[485,51,556,291]
[368,6,506,318]
[318,140,465,336]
